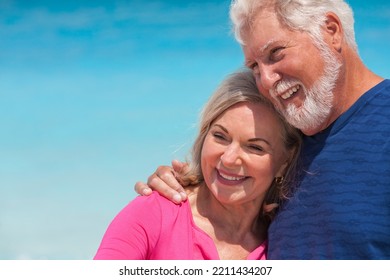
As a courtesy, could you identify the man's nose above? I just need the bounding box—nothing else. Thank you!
[257,63,281,93]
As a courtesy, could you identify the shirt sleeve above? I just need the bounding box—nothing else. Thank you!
[93,194,162,260]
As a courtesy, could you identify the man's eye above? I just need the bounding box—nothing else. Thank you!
[249,63,260,76]
[272,47,284,54]
[270,47,285,61]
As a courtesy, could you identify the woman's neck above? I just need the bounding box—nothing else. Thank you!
[186,184,267,259]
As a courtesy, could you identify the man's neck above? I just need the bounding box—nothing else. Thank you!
[337,50,383,115]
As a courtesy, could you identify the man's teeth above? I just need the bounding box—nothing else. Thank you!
[281,85,300,100]
[219,172,245,181]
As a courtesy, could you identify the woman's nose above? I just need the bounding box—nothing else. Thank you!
[220,144,242,167]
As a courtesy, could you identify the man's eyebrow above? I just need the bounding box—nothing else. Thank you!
[244,39,279,67]
[260,39,278,53]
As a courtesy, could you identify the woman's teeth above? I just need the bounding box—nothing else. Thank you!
[219,172,245,181]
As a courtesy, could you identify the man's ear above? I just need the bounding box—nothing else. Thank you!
[324,12,344,52]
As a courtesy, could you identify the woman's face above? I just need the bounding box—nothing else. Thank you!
[201,102,290,206]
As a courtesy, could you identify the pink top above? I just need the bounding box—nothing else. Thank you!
[94,191,267,260]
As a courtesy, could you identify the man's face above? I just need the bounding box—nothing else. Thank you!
[242,10,341,135]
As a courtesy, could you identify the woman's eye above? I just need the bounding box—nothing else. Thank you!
[249,145,264,152]
[213,132,226,141]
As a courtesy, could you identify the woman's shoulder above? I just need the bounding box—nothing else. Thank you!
[109,191,182,231]
[128,191,188,215]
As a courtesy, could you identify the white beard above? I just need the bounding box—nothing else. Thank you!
[270,47,341,132]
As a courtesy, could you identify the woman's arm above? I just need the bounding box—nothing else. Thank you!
[94,195,161,260]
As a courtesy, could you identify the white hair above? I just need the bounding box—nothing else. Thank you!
[230,0,357,51]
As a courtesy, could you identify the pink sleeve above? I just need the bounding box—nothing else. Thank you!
[93,194,161,260]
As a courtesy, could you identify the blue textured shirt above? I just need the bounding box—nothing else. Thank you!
[268,79,390,259]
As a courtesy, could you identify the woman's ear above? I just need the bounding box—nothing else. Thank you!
[276,146,297,178]
[276,160,289,178]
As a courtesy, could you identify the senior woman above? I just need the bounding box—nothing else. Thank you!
[94,70,301,260]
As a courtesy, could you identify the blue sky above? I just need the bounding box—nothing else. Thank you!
[0,0,389,259]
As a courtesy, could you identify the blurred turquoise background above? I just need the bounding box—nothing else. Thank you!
[1,0,389,259]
